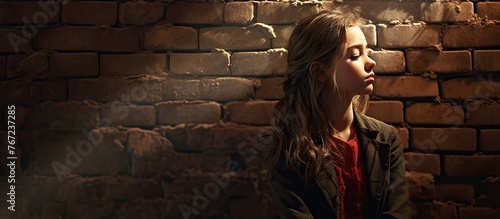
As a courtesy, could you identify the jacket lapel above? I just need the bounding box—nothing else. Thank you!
[354,112,391,199]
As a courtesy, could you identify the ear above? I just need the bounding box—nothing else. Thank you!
[309,61,328,82]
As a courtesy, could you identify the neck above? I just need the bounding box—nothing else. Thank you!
[328,95,355,140]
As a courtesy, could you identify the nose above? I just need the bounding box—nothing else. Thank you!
[365,57,376,72]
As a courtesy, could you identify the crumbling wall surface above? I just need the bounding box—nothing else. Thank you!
[0,0,499,218]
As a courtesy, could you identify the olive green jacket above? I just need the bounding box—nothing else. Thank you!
[268,112,412,219]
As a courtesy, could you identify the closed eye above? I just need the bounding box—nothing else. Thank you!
[350,55,360,61]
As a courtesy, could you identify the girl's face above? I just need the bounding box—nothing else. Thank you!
[333,26,376,99]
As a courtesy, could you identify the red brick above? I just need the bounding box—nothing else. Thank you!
[441,77,500,99]
[62,1,117,25]
[161,195,200,218]
[154,153,205,176]
[0,56,5,78]
[0,29,31,52]
[373,76,439,98]
[360,24,376,47]
[256,2,319,25]
[230,195,278,218]
[272,25,293,48]
[163,78,254,102]
[200,26,272,51]
[162,174,225,196]
[127,129,177,177]
[158,123,263,152]
[112,199,165,218]
[66,201,115,219]
[475,50,500,72]
[480,129,500,152]
[404,152,441,175]
[0,199,30,218]
[443,25,500,48]
[0,1,60,24]
[50,53,98,77]
[41,100,101,131]
[255,77,285,100]
[225,2,254,25]
[406,172,435,200]
[231,49,287,76]
[6,55,26,78]
[371,50,405,74]
[9,175,62,200]
[478,177,500,207]
[466,101,500,126]
[406,103,464,125]
[445,155,500,176]
[411,128,476,151]
[100,54,167,77]
[157,101,221,125]
[335,2,420,23]
[158,124,213,152]
[33,27,139,52]
[7,53,49,79]
[101,103,155,127]
[21,201,64,218]
[205,151,256,172]
[68,77,162,104]
[225,101,277,125]
[435,184,475,204]
[459,207,500,219]
[477,2,500,20]
[30,128,129,176]
[398,127,410,150]
[166,2,223,24]
[378,24,441,48]
[119,1,163,25]
[412,202,458,219]
[0,80,66,105]
[407,50,472,74]
[144,26,197,50]
[170,51,230,76]
[91,176,163,201]
[365,101,404,124]
[420,2,473,23]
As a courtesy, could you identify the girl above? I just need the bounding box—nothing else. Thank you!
[265,10,412,219]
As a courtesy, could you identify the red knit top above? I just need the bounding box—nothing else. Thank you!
[331,132,366,219]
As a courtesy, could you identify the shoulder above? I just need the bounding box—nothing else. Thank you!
[356,113,398,133]
[355,112,400,142]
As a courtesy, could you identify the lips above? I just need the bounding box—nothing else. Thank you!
[365,72,375,80]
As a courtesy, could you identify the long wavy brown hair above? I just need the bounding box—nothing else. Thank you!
[265,10,369,183]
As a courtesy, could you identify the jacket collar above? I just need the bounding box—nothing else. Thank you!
[314,111,392,181]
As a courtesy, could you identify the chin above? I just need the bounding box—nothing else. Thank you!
[362,86,374,94]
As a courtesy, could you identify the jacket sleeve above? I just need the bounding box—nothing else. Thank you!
[268,173,315,219]
[382,127,412,218]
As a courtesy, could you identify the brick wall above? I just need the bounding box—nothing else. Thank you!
[0,0,499,218]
